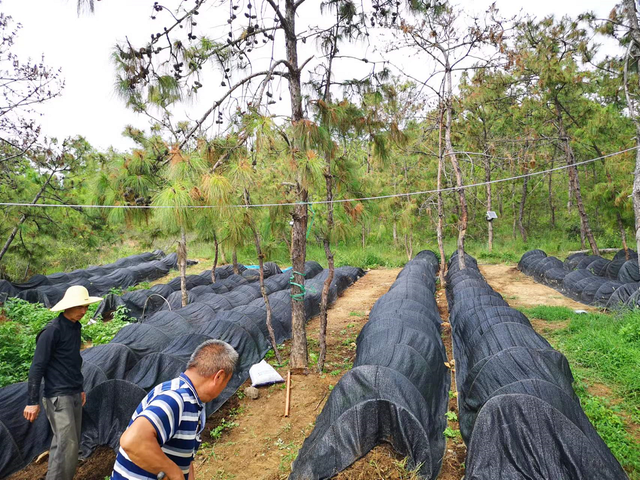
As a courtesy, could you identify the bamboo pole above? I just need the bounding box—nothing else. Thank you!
[284,370,291,417]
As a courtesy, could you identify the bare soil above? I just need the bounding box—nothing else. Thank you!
[478,264,595,311]
[7,447,115,480]
[150,258,218,286]
[436,288,466,480]
[195,268,403,480]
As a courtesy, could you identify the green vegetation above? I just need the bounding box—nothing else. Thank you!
[573,377,640,477]
[209,418,239,442]
[521,306,640,408]
[443,427,462,439]
[0,299,133,388]
[521,305,640,476]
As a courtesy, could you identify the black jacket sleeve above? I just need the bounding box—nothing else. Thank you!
[27,326,58,405]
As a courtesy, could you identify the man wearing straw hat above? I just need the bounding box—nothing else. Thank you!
[23,285,102,480]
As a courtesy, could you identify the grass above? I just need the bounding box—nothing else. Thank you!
[522,305,640,477]
[0,299,133,387]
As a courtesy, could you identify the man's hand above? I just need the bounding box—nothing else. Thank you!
[23,405,40,422]
[188,463,195,480]
[120,416,184,479]
[160,465,186,480]
[81,392,86,406]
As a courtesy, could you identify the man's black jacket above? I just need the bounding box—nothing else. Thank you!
[27,313,83,405]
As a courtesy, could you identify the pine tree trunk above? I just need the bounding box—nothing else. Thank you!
[318,151,335,372]
[179,228,188,308]
[254,230,281,364]
[617,212,629,258]
[445,62,467,268]
[436,113,447,286]
[211,232,219,283]
[622,0,640,273]
[484,156,493,252]
[232,248,239,275]
[289,198,308,369]
[518,175,528,243]
[548,164,556,227]
[317,238,334,372]
[277,0,309,371]
[404,232,413,260]
[555,99,599,255]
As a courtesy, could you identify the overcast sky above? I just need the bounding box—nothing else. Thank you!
[2,0,618,152]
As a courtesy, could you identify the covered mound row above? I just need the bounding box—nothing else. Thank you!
[0,251,182,307]
[446,253,626,479]
[0,262,362,478]
[518,249,640,309]
[94,264,249,319]
[290,251,449,480]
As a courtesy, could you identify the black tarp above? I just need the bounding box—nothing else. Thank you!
[564,252,587,270]
[0,259,364,478]
[617,259,640,284]
[80,380,148,457]
[606,282,640,309]
[290,251,448,480]
[519,249,637,308]
[446,253,625,479]
[1,250,178,308]
[465,392,627,479]
[0,383,52,478]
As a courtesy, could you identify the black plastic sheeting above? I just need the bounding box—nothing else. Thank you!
[290,251,449,480]
[93,262,301,320]
[519,249,640,309]
[0,251,183,307]
[446,253,626,479]
[0,261,364,478]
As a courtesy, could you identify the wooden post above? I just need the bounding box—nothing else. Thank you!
[284,370,291,417]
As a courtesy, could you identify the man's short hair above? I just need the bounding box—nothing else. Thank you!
[187,340,238,377]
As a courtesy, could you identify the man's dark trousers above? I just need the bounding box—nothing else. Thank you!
[42,393,82,480]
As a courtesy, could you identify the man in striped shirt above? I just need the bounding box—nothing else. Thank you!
[111,340,238,480]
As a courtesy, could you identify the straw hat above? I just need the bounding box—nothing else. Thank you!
[50,285,102,312]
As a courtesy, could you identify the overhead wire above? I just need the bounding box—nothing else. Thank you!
[0,145,636,210]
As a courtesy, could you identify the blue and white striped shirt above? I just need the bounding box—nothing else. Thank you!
[111,373,206,480]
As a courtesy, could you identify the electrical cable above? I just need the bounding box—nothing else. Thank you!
[0,145,636,210]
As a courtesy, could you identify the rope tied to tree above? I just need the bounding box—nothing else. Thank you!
[289,270,306,301]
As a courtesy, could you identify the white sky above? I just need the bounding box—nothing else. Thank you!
[1,0,618,152]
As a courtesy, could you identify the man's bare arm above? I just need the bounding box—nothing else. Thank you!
[119,416,184,480]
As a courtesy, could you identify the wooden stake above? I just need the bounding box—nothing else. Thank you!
[284,370,291,417]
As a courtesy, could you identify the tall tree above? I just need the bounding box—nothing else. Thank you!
[392,1,505,268]
[620,0,640,267]
[508,16,600,254]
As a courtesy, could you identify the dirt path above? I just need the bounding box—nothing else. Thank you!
[196,268,402,480]
[478,264,595,311]
[436,288,466,480]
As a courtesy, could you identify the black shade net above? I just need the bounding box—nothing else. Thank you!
[290,251,449,480]
[93,265,256,320]
[0,251,179,308]
[0,261,362,478]
[518,248,640,309]
[446,252,626,479]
